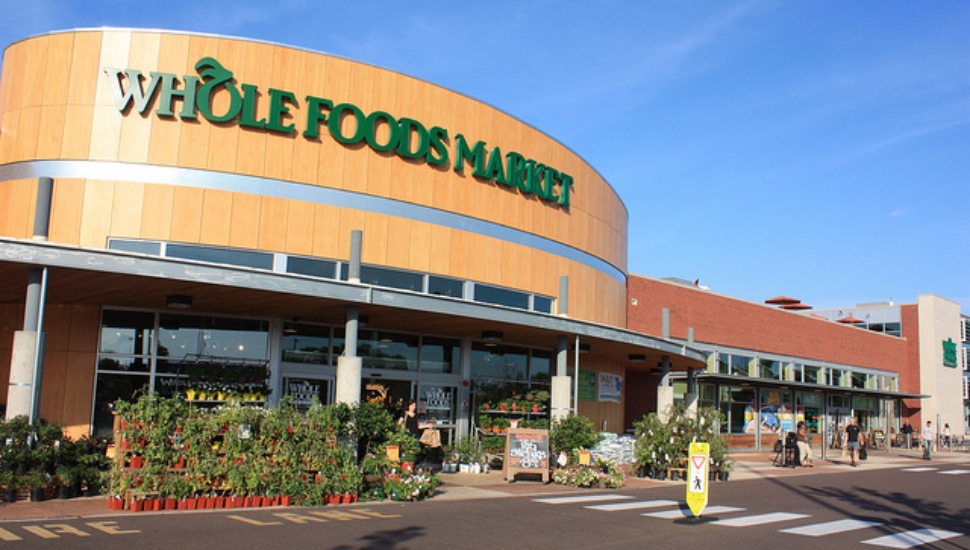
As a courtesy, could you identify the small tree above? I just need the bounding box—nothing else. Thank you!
[550,414,601,462]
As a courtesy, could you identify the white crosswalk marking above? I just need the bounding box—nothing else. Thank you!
[533,494,633,505]
[585,499,678,511]
[939,469,970,475]
[900,467,937,472]
[780,518,882,537]
[715,512,809,527]
[861,528,962,548]
[642,505,744,519]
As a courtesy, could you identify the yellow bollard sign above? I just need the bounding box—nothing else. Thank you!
[686,442,710,517]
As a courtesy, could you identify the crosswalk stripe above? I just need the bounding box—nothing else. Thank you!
[586,499,679,511]
[780,518,882,536]
[533,494,634,505]
[860,528,962,548]
[642,505,744,519]
[900,467,937,472]
[715,512,809,527]
[939,469,970,475]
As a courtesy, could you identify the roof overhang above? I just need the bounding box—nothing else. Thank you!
[0,239,706,371]
[672,372,928,400]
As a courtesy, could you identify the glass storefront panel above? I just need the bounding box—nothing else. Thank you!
[360,331,419,371]
[417,384,457,426]
[470,343,528,382]
[100,310,154,355]
[419,337,460,373]
[720,386,756,434]
[730,354,751,377]
[796,392,822,435]
[157,314,269,370]
[759,389,794,435]
[97,356,150,373]
[281,323,332,364]
[804,365,821,384]
[530,350,551,382]
[92,373,151,435]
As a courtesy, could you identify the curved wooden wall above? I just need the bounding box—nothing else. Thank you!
[0,30,629,325]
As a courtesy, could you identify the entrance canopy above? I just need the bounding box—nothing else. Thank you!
[0,239,706,372]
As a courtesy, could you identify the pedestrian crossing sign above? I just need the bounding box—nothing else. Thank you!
[686,442,710,517]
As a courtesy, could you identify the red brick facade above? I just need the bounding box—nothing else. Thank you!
[627,276,911,386]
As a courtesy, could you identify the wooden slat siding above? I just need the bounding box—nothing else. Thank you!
[78,180,114,248]
[205,38,245,173]
[147,33,190,167]
[48,178,84,244]
[310,202,341,259]
[88,31,129,162]
[362,211,390,266]
[2,180,36,238]
[228,191,260,249]
[141,183,175,240]
[199,188,233,245]
[117,32,159,164]
[0,30,629,327]
[257,196,288,252]
[263,46,300,183]
[284,200,315,256]
[576,359,627,433]
[110,180,145,239]
[169,185,203,243]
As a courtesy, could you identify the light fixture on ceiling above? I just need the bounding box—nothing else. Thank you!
[482,330,503,346]
[629,354,646,362]
[165,294,193,309]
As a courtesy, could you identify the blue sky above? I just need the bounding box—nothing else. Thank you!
[2,1,967,313]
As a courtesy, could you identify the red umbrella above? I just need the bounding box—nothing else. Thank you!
[837,315,864,324]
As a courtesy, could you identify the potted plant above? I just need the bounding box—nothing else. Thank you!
[0,471,17,502]
[21,471,49,502]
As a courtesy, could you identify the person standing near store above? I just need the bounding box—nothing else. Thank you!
[796,421,814,467]
[922,420,934,460]
[845,417,863,467]
[943,423,951,451]
[902,422,913,449]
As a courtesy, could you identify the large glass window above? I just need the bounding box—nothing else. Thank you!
[281,323,332,364]
[473,284,530,310]
[804,365,821,385]
[166,243,273,269]
[719,386,757,434]
[419,337,460,374]
[286,256,337,279]
[730,354,752,377]
[94,310,270,435]
[359,331,419,371]
[428,276,463,298]
[758,359,783,380]
[357,266,424,292]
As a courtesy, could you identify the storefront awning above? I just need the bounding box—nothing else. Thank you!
[672,372,928,400]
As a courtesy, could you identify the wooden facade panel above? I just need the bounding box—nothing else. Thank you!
[14,106,41,163]
[140,184,175,240]
[36,105,68,159]
[199,188,233,245]
[0,110,19,163]
[48,178,84,244]
[60,104,94,159]
[310,203,342,259]
[66,32,102,107]
[41,34,75,106]
[0,180,34,238]
[228,192,260,249]
[116,33,160,163]
[169,186,203,243]
[576,360,626,433]
[109,181,145,238]
[2,38,28,111]
[338,209,366,262]
[284,200,315,256]
[146,34,190,167]
[257,196,289,251]
[406,220,431,273]
[78,180,114,247]
[428,224,452,275]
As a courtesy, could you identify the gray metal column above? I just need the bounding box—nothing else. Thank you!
[33,177,53,240]
[558,275,568,316]
[336,230,363,405]
[348,230,362,284]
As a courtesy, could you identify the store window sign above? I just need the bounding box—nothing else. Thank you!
[597,372,621,403]
[103,57,572,209]
[942,338,957,368]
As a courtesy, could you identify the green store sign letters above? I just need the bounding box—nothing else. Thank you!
[942,338,957,368]
[104,57,572,209]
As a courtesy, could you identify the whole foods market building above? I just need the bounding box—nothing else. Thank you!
[0,29,705,440]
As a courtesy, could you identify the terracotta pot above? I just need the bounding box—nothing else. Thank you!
[215,496,226,508]
[130,498,144,512]
[341,493,352,504]
[327,494,340,505]
[164,497,177,510]
[280,496,292,507]
[129,456,144,469]
[108,496,124,510]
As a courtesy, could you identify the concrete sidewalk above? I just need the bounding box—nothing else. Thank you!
[2,448,967,522]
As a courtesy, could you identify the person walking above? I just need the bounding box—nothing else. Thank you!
[845,417,863,467]
[943,423,951,451]
[796,421,814,467]
[922,420,934,460]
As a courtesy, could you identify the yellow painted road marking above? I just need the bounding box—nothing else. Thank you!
[272,512,328,524]
[308,510,371,521]
[22,526,59,539]
[0,527,22,541]
[87,521,141,535]
[353,508,402,519]
[227,515,284,526]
